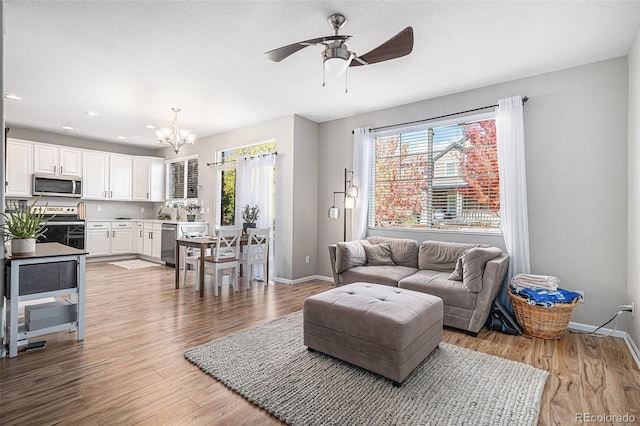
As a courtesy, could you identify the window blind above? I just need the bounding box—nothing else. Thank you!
[369,117,500,232]
[167,157,198,200]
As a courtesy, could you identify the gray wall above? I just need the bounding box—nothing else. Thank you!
[292,115,319,279]
[158,115,315,282]
[628,28,640,346]
[317,57,629,327]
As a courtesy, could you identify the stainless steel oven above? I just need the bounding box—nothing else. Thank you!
[35,206,86,250]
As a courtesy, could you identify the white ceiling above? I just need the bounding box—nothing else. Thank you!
[3,1,639,149]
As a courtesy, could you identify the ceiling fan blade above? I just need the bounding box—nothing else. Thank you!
[350,26,413,67]
[265,35,351,62]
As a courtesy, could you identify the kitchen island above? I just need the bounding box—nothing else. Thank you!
[3,243,87,358]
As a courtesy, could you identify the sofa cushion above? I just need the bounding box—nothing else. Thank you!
[340,265,419,287]
[462,246,503,292]
[448,257,464,281]
[364,243,395,266]
[398,270,478,310]
[335,240,368,274]
[366,236,419,268]
[418,241,478,272]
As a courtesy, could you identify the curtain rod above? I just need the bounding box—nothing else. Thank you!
[206,151,277,167]
[352,96,529,134]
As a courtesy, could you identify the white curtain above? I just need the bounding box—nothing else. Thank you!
[235,154,276,278]
[352,127,371,240]
[496,95,531,308]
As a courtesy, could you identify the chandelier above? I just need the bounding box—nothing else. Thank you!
[155,107,196,153]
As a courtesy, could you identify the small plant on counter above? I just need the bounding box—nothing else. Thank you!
[156,206,171,220]
[182,200,201,213]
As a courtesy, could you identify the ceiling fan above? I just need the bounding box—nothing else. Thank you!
[265,14,414,88]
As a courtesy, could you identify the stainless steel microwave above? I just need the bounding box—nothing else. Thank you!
[32,174,82,198]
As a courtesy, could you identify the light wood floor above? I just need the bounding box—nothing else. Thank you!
[1,262,639,425]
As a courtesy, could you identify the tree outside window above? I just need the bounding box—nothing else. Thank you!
[371,118,499,232]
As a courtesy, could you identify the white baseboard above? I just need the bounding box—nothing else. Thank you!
[568,321,640,369]
[272,275,334,285]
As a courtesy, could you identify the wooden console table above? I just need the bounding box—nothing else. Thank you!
[3,243,87,358]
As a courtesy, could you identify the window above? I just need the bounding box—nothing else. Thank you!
[369,115,500,232]
[166,156,198,200]
[217,141,276,226]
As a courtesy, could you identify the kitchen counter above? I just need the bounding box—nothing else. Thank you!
[85,219,209,224]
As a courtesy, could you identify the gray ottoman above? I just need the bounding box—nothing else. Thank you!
[303,282,443,385]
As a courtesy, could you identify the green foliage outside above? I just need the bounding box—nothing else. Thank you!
[220,141,276,226]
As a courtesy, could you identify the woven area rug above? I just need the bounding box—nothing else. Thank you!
[185,311,548,425]
[108,259,161,270]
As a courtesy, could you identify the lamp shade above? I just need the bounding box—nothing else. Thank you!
[328,206,340,219]
[347,185,359,198]
[344,196,356,209]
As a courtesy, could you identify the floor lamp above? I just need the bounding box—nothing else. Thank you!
[328,168,359,241]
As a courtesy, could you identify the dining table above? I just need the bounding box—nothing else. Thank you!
[174,235,250,297]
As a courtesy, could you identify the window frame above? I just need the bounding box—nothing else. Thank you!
[165,154,199,202]
[368,111,502,236]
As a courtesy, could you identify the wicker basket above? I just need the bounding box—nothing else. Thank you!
[507,286,579,339]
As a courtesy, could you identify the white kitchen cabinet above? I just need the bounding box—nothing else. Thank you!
[135,222,145,254]
[86,222,111,257]
[143,222,161,259]
[109,154,132,200]
[132,157,164,202]
[83,151,109,199]
[111,222,133,255]
[86,221,133,257]
[5,139,33,197]
[82,152,132,200]
[33,144,82,177]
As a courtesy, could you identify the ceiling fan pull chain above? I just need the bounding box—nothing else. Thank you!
[322,64,326,88]
[345,68,348,94]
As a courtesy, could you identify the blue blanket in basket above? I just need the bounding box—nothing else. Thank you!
[511,285,583,307]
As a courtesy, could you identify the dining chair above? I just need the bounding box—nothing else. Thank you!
[198,228,242,296]
[180,224,209,288]
[239,227,270,288]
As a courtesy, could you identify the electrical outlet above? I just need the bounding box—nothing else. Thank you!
[96,205,101,212]
[619,303,635,316]
[140,207,144,213]
[305,256,310,264]
[206,208,210,214]
[575,290,585,303]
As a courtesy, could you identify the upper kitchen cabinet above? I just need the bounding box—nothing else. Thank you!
[82,151,132,200]
[33,143,82,177]
[6,139,33,197]
[132,157,164,202]
[109,154,132,200]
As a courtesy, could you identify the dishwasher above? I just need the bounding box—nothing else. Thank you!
[161,223,178,267]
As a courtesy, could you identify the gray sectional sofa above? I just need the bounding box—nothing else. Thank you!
[328,236,509,335]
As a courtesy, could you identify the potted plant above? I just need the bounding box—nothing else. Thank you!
[183,200,201,222]
[1,197,48,254]
[241,204,260,233]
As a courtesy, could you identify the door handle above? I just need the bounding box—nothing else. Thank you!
[106,231,109,238]
[60,166,63,174]
[112,230,115,237]
[53,165,57,174]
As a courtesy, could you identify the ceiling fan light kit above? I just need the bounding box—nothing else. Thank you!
[265,13,414,91]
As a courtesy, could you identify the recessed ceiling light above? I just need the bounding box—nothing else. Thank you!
[85,111,99,117]
[116,136,126,140]
[62,126,74,131]
[4,94,21,100]
[145,124,156,129]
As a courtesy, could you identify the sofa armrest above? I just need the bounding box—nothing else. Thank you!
[467,253,510,333]
[328,245,340,286]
